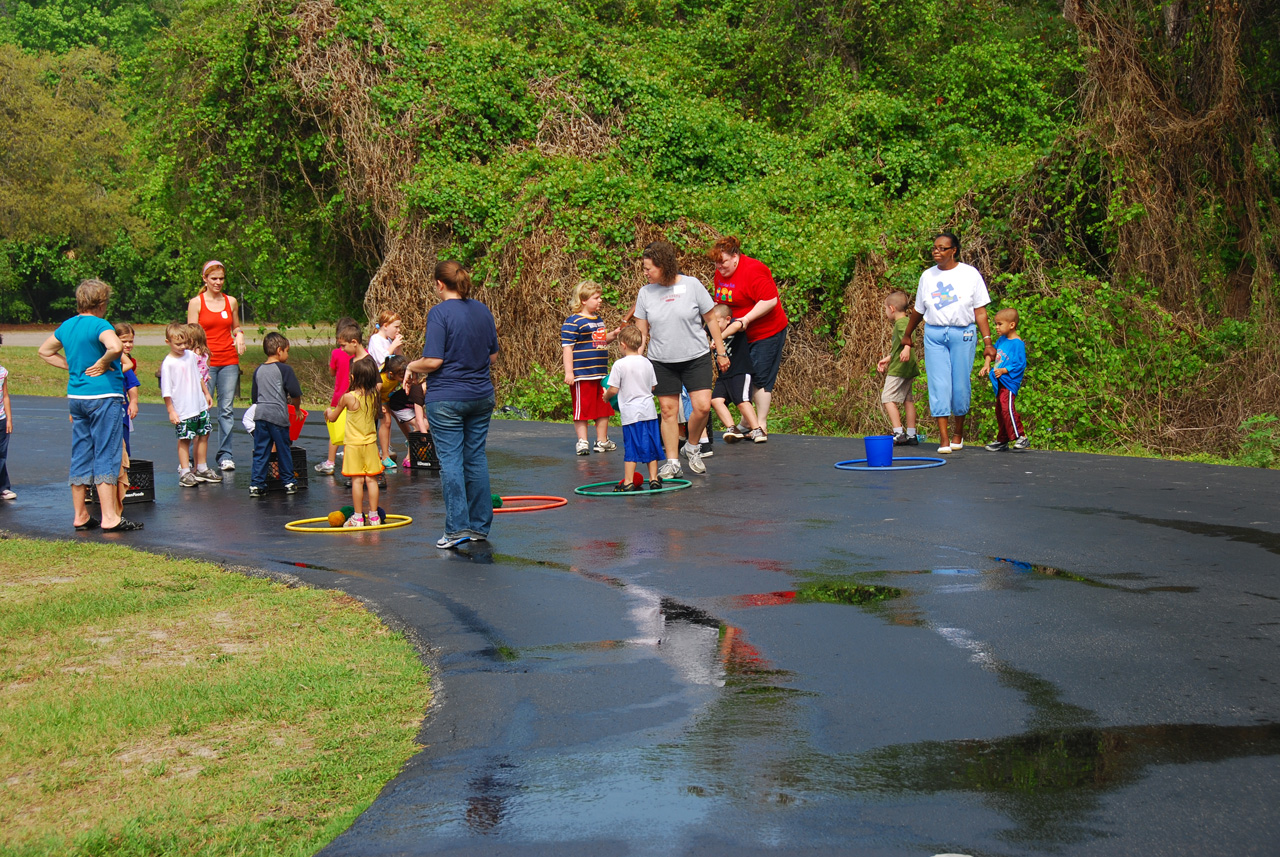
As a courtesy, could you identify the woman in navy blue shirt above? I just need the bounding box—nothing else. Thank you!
[407,261,499,549]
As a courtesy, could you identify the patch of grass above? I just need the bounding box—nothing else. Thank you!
[794,581,904,606]
[3,345,335,410]
[0,536,429,857]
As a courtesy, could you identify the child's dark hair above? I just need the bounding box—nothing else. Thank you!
[336,320,363,344]
[263,331,289,355]
[618,325,643,351]
[885,290,910,312]
[113,322,134,338]
[382,354,408,376]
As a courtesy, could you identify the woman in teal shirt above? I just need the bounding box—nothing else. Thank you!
[38,278,142,532]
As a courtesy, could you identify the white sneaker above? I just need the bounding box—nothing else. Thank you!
[593,439,616,453]
[657,459,683,480]
[219,459,236,471]
[314,460,335,474]
[682,442,706,474]
[575,439,590,456]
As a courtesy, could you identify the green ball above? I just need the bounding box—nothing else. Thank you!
[491,493,503,509]
[340,505,354,518]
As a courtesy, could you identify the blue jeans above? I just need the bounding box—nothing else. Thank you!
[209,363,239,465]
[922,323,977,418]
[251,421,295,488]
[424,397,494,538]
[69,397,124,485]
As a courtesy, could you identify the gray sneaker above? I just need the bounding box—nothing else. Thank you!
[593,439,617,453]
[657,459,683,480]
[747,428,767,443]
[179,471,199,488]
[722,427,745,443]
[682,442,706,474]
[194,467,222,483]
[1013,435,1031,450]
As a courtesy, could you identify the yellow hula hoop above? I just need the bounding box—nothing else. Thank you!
[285,514,414,533]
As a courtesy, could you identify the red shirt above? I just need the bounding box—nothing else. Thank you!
[711,255,788,342]
[197,292,239,367]
[329,348,352,406]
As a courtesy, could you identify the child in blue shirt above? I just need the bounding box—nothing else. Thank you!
[982,307,1029,451]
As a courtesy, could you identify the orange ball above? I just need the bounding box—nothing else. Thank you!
[327,510,346,527]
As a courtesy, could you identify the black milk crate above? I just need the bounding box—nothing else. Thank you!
[265,446,308,492]
[86,458,155,504]
[407,431,440,470]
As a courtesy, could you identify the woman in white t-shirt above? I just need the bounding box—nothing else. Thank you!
[632,240,729,479]
[898,233,996,454]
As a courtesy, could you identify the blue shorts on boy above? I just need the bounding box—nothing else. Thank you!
[610,353,662,464]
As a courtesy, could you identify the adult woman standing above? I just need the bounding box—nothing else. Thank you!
[406,261,499,549]
[37,278,142,531]
[709,236,788,441]
[633,240,730,478]
[186,260,246,470]
[898,233,996,453]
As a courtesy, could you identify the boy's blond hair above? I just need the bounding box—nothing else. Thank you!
[885,290,910,313]
[569,280,603,314]
[618,325,643,352]
[164,321,188,343]
[184,323,209,357]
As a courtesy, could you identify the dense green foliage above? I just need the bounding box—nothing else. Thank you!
[2,0,1277,460]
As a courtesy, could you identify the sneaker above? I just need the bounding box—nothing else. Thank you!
[747,428,767,443]
[382,456,397,469]
[892,431,909,446]
[367,513,381,526]
[179,471,199,488]
[344,514,365,528]
[985,440,1009,452]
[681,442,706,474]
[649,479,663,491]
[436,533,471,549]
[657,460,682,480]
[284,482,298,494]
[315,460,335,474]
[699,440,713,457]
[194,467,222,483]
[904,434,920,446]
[219,459,235,471]
[723,427,745,443]
[575,439,590,456]
[594,439,616,453]
[464,531,489,542]
[0,490,16,500]
[248,485,266,497]
[402,457,411,469]
[1013,435,1031,450]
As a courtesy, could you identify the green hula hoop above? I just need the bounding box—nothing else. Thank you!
[575,479,692,496]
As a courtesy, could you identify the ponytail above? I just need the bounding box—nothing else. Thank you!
[435,260,472,300]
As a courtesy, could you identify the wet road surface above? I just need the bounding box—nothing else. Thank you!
[3,395,1279,856]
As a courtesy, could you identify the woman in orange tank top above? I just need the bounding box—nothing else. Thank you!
[186,260,245,471]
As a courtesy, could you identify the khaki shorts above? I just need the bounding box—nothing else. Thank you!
[881,374,916,405]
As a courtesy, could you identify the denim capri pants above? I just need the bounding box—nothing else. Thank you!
[922,323,977,418]
[69,396,125,485]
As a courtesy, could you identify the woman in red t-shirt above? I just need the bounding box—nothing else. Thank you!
[709,236,789,440]
[186,260,246,470]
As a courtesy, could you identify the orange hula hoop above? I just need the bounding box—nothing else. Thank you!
[493,495,568,513]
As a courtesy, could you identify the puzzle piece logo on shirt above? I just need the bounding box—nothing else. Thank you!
[931,280,959,310]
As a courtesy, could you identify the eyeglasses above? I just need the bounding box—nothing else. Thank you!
[931,244,955,252]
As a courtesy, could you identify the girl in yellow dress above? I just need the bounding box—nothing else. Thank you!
[325,357,384,526]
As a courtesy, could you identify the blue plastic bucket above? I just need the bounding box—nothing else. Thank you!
[864,435,894,468]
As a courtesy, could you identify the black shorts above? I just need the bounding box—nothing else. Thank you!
[748,327,787,393]
[712,372,753,405]
[652,352,714,397]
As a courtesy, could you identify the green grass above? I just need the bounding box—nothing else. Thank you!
[0,536,430,856]
[2,345,336,410]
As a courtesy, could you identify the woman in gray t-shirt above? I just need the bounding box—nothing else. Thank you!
[632,240,729,479]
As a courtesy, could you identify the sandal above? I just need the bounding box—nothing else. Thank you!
[74,516,100,531]
[102,518,144,532]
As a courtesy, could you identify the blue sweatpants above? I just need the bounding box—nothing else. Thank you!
[922,323,977,418]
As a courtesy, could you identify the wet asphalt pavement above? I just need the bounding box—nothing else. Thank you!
[3,394,1280,856]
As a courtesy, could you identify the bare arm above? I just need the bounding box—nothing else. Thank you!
[703,309,730,373]
[737,296,778,330]
[37,334,67,370]
[634,317,649,354]
[562,344,575,384]
[228,296,246,356]
[85,329,123,377]
[975,306,996,362]
[408,356,443,374]
[186,296,200,325]
[899,309,924,363]
[2,378,11,433]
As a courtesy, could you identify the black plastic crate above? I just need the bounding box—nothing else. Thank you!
[406,431,439,470]
[86,458,155,504]
[265,446,308,492]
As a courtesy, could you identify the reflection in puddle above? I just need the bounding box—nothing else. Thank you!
[465,759,518,834]
[1061,507,1280,556]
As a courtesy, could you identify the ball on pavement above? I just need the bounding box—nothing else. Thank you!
[327,510,346,527]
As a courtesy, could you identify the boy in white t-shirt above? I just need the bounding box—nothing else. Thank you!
[604,326,663,492]
[160,322,217,487]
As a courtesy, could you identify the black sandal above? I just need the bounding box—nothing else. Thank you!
[74,517,100,531]
[102,518,144,532]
